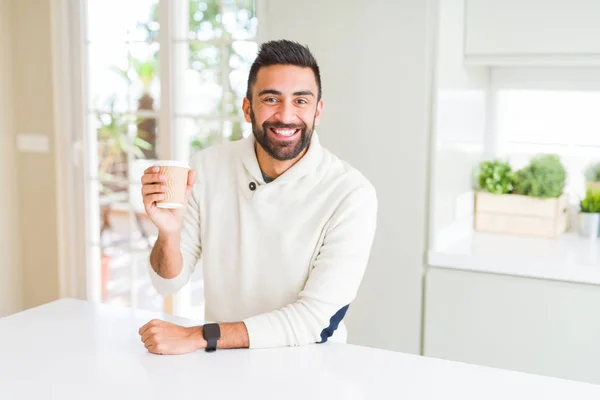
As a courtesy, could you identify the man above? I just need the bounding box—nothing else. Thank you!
[138,40,377,354]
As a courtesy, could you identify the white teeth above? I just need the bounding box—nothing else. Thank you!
[272,128,297,137]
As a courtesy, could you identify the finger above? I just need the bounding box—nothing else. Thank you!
[139,324,150,337]
[185,170,196,200]
[141,329,157,344]
[141,173,166,185]
[187,169,196,187]
[144,166,160,174]
[138,320,157,336]
[144,193,165,207]
[141,173,167,185]
[142,184,167,196]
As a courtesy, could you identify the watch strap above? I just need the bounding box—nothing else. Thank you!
[206,338,218,352]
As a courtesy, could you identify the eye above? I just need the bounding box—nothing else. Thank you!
[296,98,308,105]
[264,97,278,103]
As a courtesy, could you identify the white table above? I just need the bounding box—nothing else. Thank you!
[1,299,600,399]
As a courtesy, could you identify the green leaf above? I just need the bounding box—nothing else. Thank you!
[133,136,152,150]
[512,154,566,198]
[581,187,600,213]
[475,159,514,194]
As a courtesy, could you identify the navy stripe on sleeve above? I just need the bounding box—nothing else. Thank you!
[318,304,350,344]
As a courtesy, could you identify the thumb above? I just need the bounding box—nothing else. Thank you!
[184,170,196,201]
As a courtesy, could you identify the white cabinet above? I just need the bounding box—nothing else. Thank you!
[424,267,600,385]
[465,0,600,65]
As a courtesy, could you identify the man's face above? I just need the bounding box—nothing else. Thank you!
[243,65,323,161]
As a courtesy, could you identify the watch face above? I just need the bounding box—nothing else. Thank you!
[204,324,221,340]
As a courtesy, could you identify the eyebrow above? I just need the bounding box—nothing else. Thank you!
[257,89,315,97]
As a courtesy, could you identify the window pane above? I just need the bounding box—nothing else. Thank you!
[496,89,600,199]
[87,0,159,43]
[95,172,161,310]
[222,0,257,40]
[174,43,223,116]
[229,41,258,115]
[174,117,249,161]
[88,42,129,112]
[176,0,256,40]
[178,118,224,154]
[88,42,161,115]
[95,112,131,182]
[97,182,130,248]
[185,0,222,40]
[189,42,221,70]
[135,115,159,160]
[221,119,250,142]
[128,43,161,113]
[497,90,600,147]
[100,244,163,311]
[96,181,131,305]
[175,117,246,155]
[94,110,158,182]
[130,1,160,42]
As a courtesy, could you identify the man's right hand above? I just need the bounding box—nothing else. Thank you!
[141,166,196,235]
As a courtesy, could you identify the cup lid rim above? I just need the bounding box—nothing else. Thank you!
[152,160,191,169]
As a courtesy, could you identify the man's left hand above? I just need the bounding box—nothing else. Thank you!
[139,319,206,355]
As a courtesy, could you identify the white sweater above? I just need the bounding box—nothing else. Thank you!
[148,133,378,349]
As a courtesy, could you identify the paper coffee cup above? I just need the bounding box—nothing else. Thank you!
[152,161,191,209]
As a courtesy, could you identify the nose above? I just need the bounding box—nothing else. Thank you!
[275,101,296,124]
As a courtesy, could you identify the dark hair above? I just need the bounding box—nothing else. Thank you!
[246,39,322,100]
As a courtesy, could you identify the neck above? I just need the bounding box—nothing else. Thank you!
[255,144,309,179]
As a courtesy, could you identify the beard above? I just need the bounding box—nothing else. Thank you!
[250,106,316,161]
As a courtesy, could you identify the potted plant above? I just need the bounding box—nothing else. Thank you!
[474,154,568,238]
[511,154,566,199]
[578,188,600,238]
[584,162,600,192]
[112,55,158,160]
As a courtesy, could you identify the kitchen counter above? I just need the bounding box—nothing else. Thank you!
[428,231,600,285]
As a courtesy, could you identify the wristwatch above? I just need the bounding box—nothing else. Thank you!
[202,323,221,352]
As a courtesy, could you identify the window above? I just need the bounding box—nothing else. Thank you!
[492,68,600,200]
[84,0,258,317]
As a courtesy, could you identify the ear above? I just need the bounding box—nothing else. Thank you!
[242,97,252,123]
[313,99,324,126]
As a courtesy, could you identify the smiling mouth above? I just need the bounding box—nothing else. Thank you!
[269,127,300,137]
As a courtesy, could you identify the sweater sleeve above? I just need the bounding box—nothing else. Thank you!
[243,185,378,349]
[148,184,203,296]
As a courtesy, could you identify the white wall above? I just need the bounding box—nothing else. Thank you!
[429,0,489,247]
[0,0,22,316]
[12,0,61,310]
[262,0,436,353]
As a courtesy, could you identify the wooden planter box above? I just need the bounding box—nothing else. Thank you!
[474,192,569,238]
